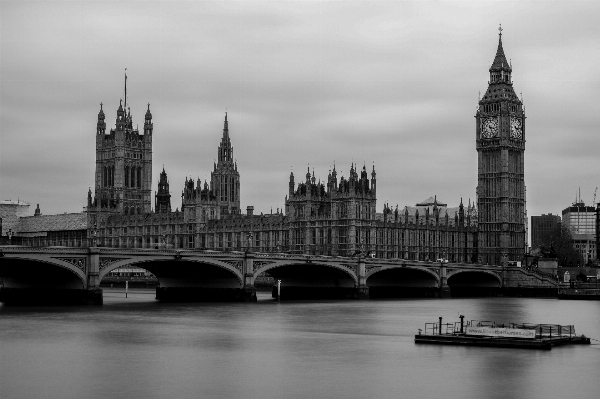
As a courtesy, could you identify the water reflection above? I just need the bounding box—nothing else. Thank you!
[1,290,599,399]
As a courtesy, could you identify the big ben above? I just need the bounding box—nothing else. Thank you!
[476,26,526,265]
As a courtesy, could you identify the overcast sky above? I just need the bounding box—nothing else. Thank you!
[1,1,599,228]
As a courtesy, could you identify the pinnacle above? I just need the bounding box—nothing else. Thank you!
[490,33,511,72]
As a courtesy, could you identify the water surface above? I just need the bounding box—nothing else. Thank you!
[1,289,599,399]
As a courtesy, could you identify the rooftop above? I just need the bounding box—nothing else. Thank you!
[16,213,88,233]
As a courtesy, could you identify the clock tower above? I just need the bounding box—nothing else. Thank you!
[476,27,526,265]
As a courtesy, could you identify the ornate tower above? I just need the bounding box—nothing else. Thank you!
[211,112,240,215]
[155,167,171,213]
[476,27,526,265]
[92,73,153,215]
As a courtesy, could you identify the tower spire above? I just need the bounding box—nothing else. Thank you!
[124,68,127,110]
[490,25,510,73]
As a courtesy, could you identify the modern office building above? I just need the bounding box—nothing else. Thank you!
[562,202,596,264]
[596,203,600,261]
[531,213,561,250]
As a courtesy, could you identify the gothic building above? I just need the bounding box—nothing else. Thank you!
[476,28,526,265]
[181,112,241,225]
[284,163,378,255]
[155,167,171,214]
[89,75,153,216]
[8,30,530,265]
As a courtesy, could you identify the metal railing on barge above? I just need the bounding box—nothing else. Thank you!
[421,318,576,339]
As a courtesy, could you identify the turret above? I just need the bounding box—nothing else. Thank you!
[155,166,171,213]
[371,164,377,196]
[97,103,106,135]
[459,197,465,227]
[116,100,125,131]
[289,171,295,196]
[144,103,153,136]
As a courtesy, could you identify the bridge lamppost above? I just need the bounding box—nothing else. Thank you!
[91,228,98,248]
[7,228,13,245]
[439,252,450,298]
[501,252,508,287]
[246,232,253,253]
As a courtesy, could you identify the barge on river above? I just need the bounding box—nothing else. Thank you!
[415,316,591,349]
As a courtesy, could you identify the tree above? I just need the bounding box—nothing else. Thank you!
[535,224,582,266]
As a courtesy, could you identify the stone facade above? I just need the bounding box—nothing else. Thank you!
[83,109,478,260]
[89,75,153,216]
[8,33,536,266]
[476,30,527,266]
[0,200,30,238]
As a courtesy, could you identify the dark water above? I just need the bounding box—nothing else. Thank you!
[1,289,599,399]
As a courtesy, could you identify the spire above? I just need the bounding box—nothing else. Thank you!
[124,68,128,110]
[490,24,511,73]
[98,102,104,118]
[223,111,229,138]
[145,103,152,121]
[217,112,233,164]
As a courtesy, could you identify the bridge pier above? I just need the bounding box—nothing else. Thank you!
[242,253,257,302]
[355,285,370,299]
[0,287,103,305]
[439,262,451,298]
[356,258,369,299]
[85,248,103,305]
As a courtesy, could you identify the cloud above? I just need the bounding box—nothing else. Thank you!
[1,1,599,230]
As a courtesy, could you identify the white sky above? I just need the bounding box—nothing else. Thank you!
[1,1,599,227]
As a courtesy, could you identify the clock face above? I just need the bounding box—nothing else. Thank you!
[481,117,498,139]
[510,116,522,139]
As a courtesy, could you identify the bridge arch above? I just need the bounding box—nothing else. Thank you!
[366,264,440,298]
[254,260,358,285]
[447,269,502,286]
[447,269,502,297]
[0,256,87,288]
[98,256,243,284]
[254,259,358,299]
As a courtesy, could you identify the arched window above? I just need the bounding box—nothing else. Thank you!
[131,166,135,187]
[103,166,107,187]
[124,206,128,215]
[111,165,115,187]
[125,166,129,187]
[137,167,142,188]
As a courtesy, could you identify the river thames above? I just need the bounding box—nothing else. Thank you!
[1,289,599,399]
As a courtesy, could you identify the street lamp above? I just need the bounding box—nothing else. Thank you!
[438,253,449,297]
[7,228,13,244]
[247,232,253,253]
[91,228,98,247]
[439,255,448,268]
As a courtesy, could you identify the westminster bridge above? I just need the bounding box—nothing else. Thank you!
[0,246,558,305]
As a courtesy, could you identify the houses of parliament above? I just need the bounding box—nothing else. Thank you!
[14,31,528,266]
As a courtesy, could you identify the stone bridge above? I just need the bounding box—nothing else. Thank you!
[0,246,558,305]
